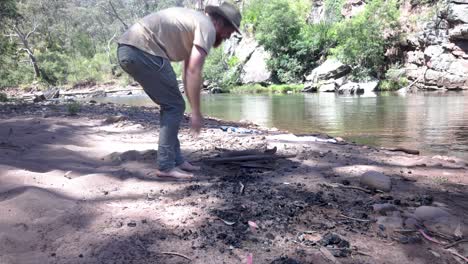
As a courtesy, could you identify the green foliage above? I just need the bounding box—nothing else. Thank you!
[228,84,304,94]
[324,0,345,23]
[331,0,400,79]
[379,78,408,91]
[67,102,81,116]
[0,93,8,102]
[66,52,114,85]
[203,47,241,88]
[379,65,408,91]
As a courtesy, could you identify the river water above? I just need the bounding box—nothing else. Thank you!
[92,91,468,161]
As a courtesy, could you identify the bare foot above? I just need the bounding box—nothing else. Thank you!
[177,161,201,171]
[156,167,194,179]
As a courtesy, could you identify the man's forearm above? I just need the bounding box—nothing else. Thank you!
[184,68,203,115]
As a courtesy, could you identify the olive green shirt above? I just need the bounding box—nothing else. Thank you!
[118,7,216,62]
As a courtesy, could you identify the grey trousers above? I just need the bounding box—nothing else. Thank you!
[117,44,185,171]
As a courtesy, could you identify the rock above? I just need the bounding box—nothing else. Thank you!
[373,203,398,215]
[449,24,468,40]
[414,206,451,221]
[319,232,351,257]
[407,51,425,66]
[241,46,272,84]
[318,82,337,93]
[360,171,392,192]
[319,233,350,248]
[447,3,468,24]
[210,87,223,94]
[424,45,444,60]
[338,82,362,95]
[305,59,351,84]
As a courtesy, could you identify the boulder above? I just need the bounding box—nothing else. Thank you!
[360,171,392,192]
[338,80,378,95]
[234,36,259,63]
[240,46,272,84]
[337,82,362,95]
[449,24,468,40]
[305,59,351,84]
[318,82,337,93]
[447,3,468,24]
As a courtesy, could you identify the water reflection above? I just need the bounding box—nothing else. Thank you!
[91,91,468,161]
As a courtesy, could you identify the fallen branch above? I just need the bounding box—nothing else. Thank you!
[381,147,420,155]
[446,248,468,263]
[353,250,372,257]
[230,161,275,169]
[444,239,468,249]
[319,182,372,194]
[204,154,295,163]
[339,214,372,222]
[160,252,191,261]
[419,229,446,245]
[394,229,418,233]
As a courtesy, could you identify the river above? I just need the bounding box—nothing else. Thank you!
[91,91,468,161]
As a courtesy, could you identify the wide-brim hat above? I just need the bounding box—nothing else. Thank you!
[205,1,242,34]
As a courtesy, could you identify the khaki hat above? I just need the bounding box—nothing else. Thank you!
[205,1,242,33]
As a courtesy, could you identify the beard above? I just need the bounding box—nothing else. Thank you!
[213,34,223,48]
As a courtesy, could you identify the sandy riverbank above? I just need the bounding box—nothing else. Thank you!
[0,100,467,264]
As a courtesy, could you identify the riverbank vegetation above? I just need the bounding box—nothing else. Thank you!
[0,0,404,92]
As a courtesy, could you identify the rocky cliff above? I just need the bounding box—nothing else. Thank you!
[403,0,468,90]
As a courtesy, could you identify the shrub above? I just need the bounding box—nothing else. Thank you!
[331,0,400,79]
[67,102,81,116]
[0,93,8,102]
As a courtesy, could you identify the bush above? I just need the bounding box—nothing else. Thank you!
[0,93,8,102]
[67,102,81,116]
[331,0,400,79]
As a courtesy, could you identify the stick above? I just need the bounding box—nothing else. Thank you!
[447,249,468,263]
[353,250,372,257]
[160,252,192,261]
[319,183,372,194]
[394,229,418,233]
[419,229,446,245]
[339,214,372,222]
[444,239,468,249]
[204,154,295,163]
[230,161,275,169]
[239,182,245,195]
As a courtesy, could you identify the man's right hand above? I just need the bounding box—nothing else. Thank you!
[190,112,203,136]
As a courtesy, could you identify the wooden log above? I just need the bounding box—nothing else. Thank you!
[204,154,294,163]
[381,147,420,155]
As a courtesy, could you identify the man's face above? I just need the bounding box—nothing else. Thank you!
[214,24,236,48]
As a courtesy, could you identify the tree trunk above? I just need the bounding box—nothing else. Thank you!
[13,24,41,79]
